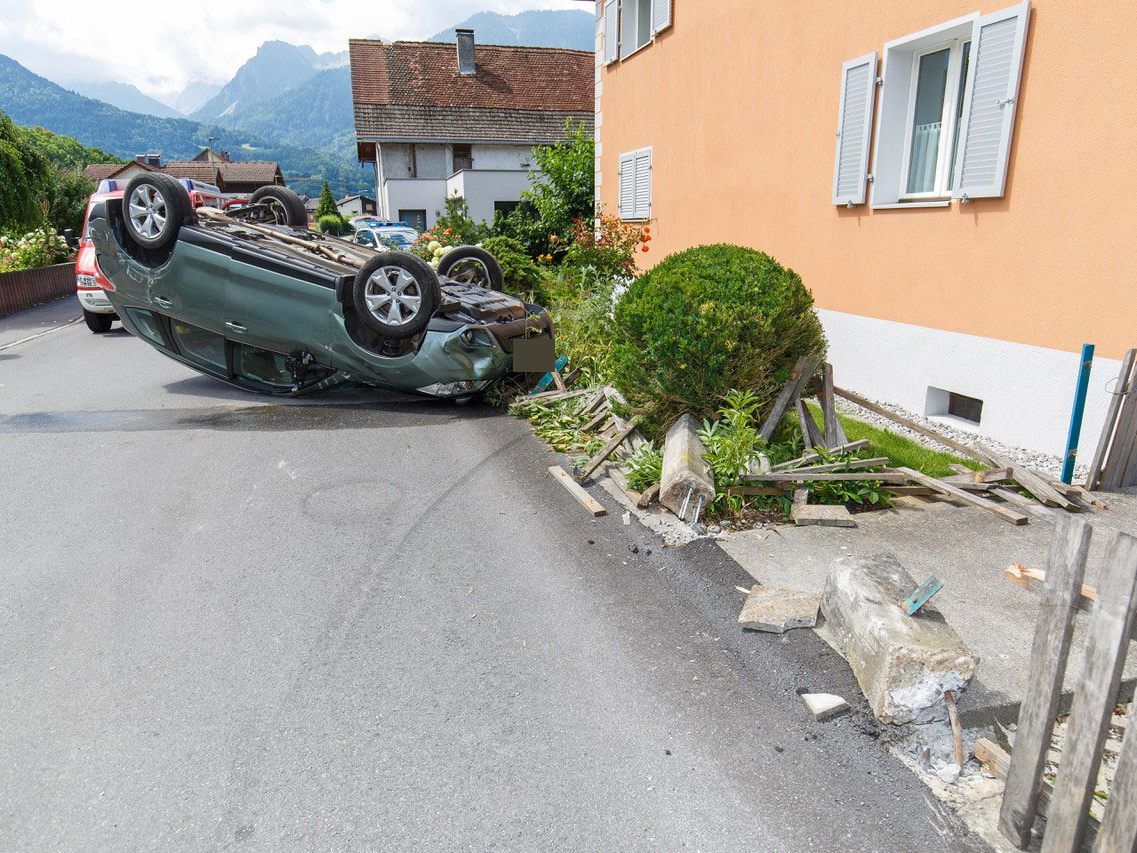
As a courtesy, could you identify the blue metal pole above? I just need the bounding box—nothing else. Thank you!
[1061,343,1095,484]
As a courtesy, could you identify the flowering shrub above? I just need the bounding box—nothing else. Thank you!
[411,230,458,269]
[0,228,71,273]
[561,214,650,281]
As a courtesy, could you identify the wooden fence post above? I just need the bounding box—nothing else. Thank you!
[1041,530,1137,852]
[998,515,1093,848]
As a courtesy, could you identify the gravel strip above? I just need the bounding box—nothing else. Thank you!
[835,397,1088,481]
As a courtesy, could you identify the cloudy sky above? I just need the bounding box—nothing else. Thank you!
[0,0,587,102]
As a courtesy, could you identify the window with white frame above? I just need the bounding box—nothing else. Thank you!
[830,1,1031,208]
[604,0,671,65]
[618,147,652,221]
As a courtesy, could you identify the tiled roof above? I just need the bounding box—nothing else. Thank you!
[349,39,593,147]
[162,161,221,183]
[81,162,157,182]
[218,161,283,184]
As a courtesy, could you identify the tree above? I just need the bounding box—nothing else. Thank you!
[0,110,51,232]
[315,181,338,219]
[44,169,96,234]
[521,119,595,250]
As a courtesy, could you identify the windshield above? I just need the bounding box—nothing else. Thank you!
[379,228,418,247]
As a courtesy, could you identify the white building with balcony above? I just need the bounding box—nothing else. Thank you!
[349,30,593,231]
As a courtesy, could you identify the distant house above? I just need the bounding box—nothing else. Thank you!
[82,149,285,196]
[337,194,378,217]
[349,29,593,229]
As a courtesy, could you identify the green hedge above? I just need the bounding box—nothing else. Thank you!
[610,244,826,435]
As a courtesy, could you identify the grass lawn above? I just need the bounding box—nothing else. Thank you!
[805,402,982,478]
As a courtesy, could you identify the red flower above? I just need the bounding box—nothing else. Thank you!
[642,245,650,253]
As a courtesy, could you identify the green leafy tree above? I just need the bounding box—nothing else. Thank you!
[43,169,96,234]
[315,181,339,219]
[0,110,52,232]
[510,120,594,256]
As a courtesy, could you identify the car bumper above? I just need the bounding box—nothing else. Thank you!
[78,289,117,314]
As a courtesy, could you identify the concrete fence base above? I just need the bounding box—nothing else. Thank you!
[0,263,75,318]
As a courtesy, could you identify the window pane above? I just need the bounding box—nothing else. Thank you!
[906,48,951,194]
[171,321,226,371]
[637,0,651,46]
[125,308,167,348]
[948,42,972,190]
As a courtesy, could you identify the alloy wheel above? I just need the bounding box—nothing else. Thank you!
[127,185,168,239]
[364,266,424,326]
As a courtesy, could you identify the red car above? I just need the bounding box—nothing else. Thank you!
[76,178,225,332]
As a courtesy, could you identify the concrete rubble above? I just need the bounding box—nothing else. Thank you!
[820,553,979,725]
[659,413,715,522]
[737,585,820,633]
[800,693,850,721]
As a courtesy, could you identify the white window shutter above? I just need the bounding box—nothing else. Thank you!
[952,1,1031,200]
[618,151,635,219]
[633,148,652,219]
[620,0,636,58]
[603,0,618,65]
[831,52,877,206]
[652,0,671,34]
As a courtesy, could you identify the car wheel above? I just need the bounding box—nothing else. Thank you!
[352,252,441,340]
[436,246,505,292]
[121,173,191,251]
[250,186,308,227]
[83,309,114,333]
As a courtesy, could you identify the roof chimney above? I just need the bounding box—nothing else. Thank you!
[456,28,476,75]
[135,154,147,164]
[146,153,161,167]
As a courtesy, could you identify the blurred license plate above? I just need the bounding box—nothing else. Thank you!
[513,335,555,373]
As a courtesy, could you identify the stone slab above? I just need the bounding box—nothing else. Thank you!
[792,503,857,527]
[738,586,820,633]
[801,692,851,721]
[820,552,979,725]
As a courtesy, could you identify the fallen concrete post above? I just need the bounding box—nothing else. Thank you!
[660,413,715,522]
[820,553,978,725]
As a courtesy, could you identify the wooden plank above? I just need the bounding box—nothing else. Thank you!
[833,386,992,464]
[1004,562,1137,643]
[885,486,940,497]
[1109,381,1137,490]
[562,367,581,387]
[522,387,592,404]
[974,444,1077,510]
[758,355,821,441]
[796,398,815,450]
[771,440,872,471]
[741,470,910,484]
[636,482,660,509]
[999,516,1094,848]
[578,417,641,482]
[605,465,644,507]
[552,368,567,392]
[727,485,791,497]
[820,363,848,448]
[790,457,890,475]
[939,475,995,492]
[547,465,606,517]
[1088,348,1136,490]
[990,488,1057,524]
[1098,695,1137,851]
[898,467,1030,525]
[1042,530,1137,853]
[578,389,608,416]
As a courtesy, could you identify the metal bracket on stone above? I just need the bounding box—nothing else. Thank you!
[899,575,944,616]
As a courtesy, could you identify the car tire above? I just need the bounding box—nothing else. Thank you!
[83,309,114,333]
[121,173,192,251]
[250,186,308,227]
[352,251,441,340]
[436,245,505,292]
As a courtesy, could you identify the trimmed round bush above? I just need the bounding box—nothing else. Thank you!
[610,244,826,435]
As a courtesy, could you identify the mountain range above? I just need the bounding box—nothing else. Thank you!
[1,9,595,199]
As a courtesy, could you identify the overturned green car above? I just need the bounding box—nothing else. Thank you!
[87,173,554,398]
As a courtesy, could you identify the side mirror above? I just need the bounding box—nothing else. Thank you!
[62,228,79,250]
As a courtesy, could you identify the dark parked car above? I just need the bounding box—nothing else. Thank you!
[86,174,554,398]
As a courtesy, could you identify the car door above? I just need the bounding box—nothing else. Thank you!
[147,229,230,335]
[222,244,337,357]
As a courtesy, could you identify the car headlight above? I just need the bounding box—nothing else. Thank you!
[460,329,495,349]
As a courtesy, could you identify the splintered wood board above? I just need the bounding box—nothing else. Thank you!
[898,468,1029,525]
[548,466,606,517]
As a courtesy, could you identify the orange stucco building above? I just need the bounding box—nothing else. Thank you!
[593,0,1136,455]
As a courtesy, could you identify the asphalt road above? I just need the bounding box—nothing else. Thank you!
[0,298,987,851]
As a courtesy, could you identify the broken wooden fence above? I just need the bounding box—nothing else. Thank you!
[1085,348,1137,492]
[995,515,1137,851]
